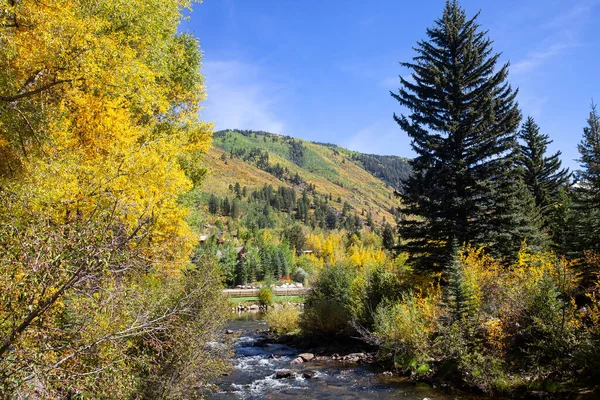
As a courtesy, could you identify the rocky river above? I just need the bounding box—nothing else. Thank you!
[207,312,477,400]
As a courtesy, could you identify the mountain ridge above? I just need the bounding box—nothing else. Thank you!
[200,129,411,226]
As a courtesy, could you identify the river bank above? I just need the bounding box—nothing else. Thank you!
[211,311,600,400]
[208,311,479,399]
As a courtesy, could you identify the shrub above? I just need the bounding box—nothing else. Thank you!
[373,290,440,369]
[258,286,274,307]
[300,264,356,336]
[292,267,309,283]
[363,264,403,327]
[264,305,300,334]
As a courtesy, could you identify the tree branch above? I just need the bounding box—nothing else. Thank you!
[1,79,73,105]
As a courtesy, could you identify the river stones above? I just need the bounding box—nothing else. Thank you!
[342,352,365,362]
[302,371,316,379]
[224,329,234,334]
[298,353,314,362]
[274,370,294,379]
[302,370,317,379]
[290,357,304,364]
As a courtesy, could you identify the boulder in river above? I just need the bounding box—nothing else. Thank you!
[224,329,234,335]
[274,370,294,379]
[302,370,317,379]
[290,357,304,365]
[298,353,314,362]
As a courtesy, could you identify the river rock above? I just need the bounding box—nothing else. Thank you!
[275,370,294,379]
[302,370,317,379]
[298,353,314,362]
[290,357,304,365]
[342,352,365,362]
[224,329,234,334]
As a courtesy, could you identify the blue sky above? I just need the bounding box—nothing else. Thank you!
[182,0,600,170]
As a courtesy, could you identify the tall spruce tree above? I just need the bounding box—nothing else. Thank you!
[392,0,539,270]
[517,117,570,216]
[572,103,600,253]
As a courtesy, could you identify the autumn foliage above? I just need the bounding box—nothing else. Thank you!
[0,0,225,397]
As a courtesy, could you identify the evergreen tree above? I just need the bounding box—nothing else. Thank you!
[382,223,395,251]
[272,250,282,279]
[260,247,273,280]
[283,224,306,252]
[325,207,338,230]
[234,259,248,286]
[572,103,600,253]
[446,252,473,322]
[208,194,220,215]
[366,211,374,228]
[221,197,231,216]
[392,0,537,270]
[231,198,241,219]
[517,117,571,231]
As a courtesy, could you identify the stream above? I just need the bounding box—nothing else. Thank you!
[208,312,474,400]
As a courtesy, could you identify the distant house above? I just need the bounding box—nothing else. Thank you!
[297,249,313,256]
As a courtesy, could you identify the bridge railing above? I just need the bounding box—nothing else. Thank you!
[223,287,311,298]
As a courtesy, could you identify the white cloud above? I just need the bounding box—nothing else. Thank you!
[343,122,413,157]
[379,74,416,90]
[200,60,286,134]
[511,1,595,77]
[542,1,598,29]
[511,42,577,76]
[379,75,401,89]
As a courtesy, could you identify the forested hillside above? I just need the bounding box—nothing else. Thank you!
[203,129,409,226]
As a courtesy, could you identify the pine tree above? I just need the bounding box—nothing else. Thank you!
[572,103,600,253]
[208,194,220,215]
[392,0,537,270]
[517,117,570,230]
[231,198,240,219]
[446,255,471,321]
[382,223,395,251]
[221,197,231,216]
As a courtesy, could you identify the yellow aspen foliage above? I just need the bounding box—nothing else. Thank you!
[458,246,501,317]
[0,0,222,397]
[306,232,325,254]
[348,244,387,269]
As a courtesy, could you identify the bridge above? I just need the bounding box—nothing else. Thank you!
[223,287,310,298]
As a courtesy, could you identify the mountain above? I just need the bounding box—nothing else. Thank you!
[199,129,410,227]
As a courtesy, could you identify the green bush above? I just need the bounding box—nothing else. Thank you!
[292,267,309,284]
[258,286,274,306]
[363,264,403,327]
[264,305,300,334]
[300,264,356,336]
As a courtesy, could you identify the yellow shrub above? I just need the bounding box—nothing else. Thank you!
[264,305,300,334]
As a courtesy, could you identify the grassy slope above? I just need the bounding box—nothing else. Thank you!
[202,131,403,225]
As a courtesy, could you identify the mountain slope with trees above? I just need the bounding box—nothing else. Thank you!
[201,129,410,227]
